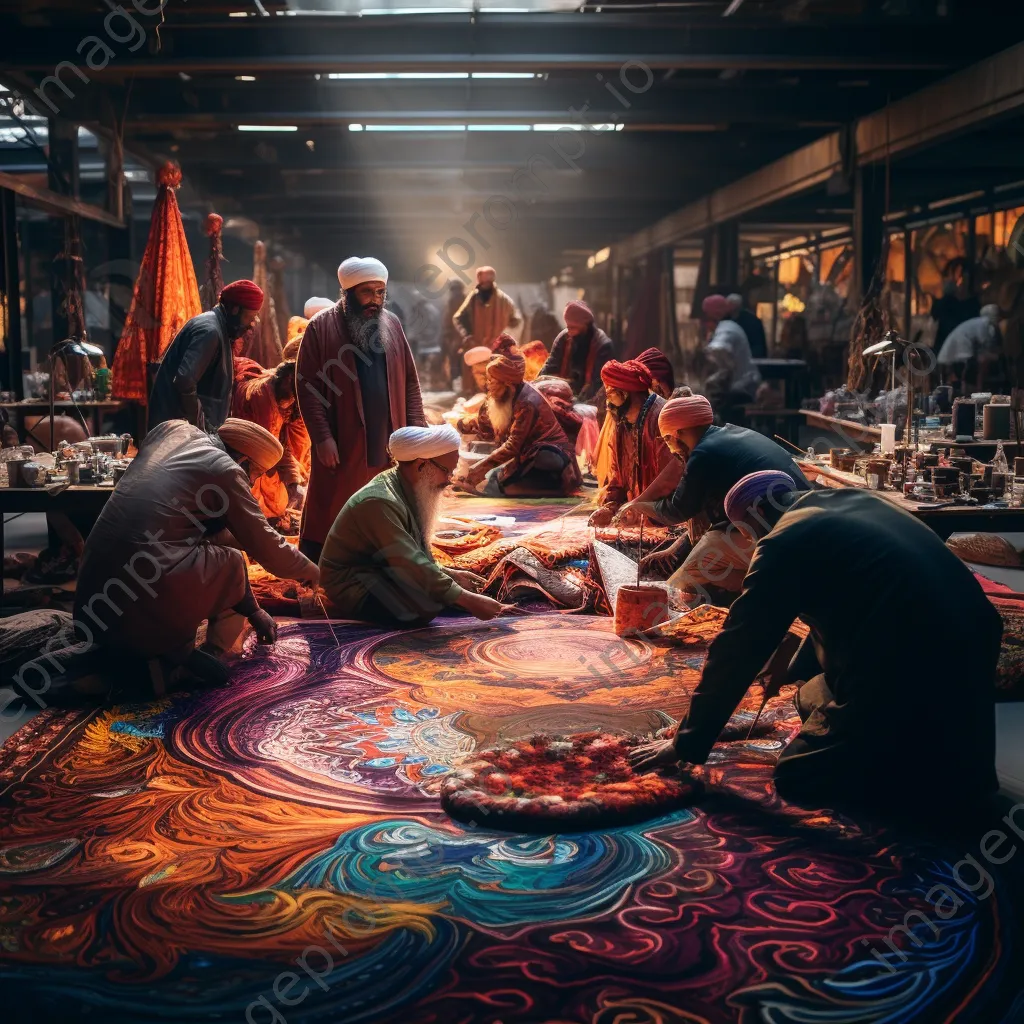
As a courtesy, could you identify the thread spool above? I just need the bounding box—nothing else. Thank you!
[983,402,1012,441]
[614,585,669,636]
[880,424,897,454]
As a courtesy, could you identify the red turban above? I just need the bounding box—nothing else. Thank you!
[659,395,714,433]
[220,279,265,311]
[487,352,526,386]
[635,347,675,393]
[702,294,732,321]
[601,358,652,393]
[491,332,520,356]
[563,299,593,327]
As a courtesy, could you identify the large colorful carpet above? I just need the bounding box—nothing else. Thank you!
[2,612,1022,1022]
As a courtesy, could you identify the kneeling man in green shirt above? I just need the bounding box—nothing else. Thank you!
[319,424,514,627]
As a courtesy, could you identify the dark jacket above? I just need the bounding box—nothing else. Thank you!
[148,308,232,433]
[734,308,767,359]
[671,488,1000,808]
[540,325,614,402]
[476,381,581,489]
[653,424,810,527]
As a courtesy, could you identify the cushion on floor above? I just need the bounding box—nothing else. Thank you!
[441,730,702,831]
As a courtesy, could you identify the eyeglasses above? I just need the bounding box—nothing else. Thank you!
[428,457,457,478]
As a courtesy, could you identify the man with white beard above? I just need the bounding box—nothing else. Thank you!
[458,351,581,496]
[318,425,513,627]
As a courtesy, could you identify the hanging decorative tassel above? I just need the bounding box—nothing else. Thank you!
[243,239,282,369]
[199,212,225,312]
[111,161,201,402]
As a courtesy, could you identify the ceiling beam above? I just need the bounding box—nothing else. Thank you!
[0,14,990,77]
[612,39,1024,262]
[0,169,124,226]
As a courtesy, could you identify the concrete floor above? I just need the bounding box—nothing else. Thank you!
[2,513,1023,799]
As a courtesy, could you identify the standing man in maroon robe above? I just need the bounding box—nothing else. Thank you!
[296,256,426,563]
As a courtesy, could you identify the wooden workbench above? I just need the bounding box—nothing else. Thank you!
[0,484,117,612]
[798,460,1024,539]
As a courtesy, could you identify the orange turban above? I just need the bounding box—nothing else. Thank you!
[491,331,519,356]
[659,395,714,433]
[601,358,652,393]
[487,352,526,386]
[286,316,308,344]
[636,347,675,393]
[521,339,548,381]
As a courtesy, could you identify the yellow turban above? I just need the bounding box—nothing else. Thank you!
[218,418,283,473]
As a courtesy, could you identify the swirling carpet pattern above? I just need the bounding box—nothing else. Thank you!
[1,610,1022,1022]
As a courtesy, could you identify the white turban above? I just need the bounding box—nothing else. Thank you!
[338,257,389,290]
[303,296,334,318]
[389,425,460,463]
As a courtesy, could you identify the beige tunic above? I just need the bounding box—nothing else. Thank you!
[74,420,313,658]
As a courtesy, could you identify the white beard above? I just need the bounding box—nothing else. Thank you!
[411,474,445,543]
[487,393,515,438]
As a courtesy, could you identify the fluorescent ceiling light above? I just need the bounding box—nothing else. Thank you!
[471,72,537,78]
[361,7,467,13]
[467,124,531,131]
[228,10,249,16]
[364,123,466,131]
[329,72,469,79]
[533,122,624,132]
[234,75,257,82]
[238,124,298,132]
[348,123,364,131]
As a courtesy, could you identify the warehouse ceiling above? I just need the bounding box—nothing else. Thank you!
[0,0,1022,280]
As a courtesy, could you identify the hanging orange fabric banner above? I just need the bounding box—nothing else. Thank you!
[112,162,201,403]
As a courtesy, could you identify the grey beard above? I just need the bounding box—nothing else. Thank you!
[487,394,515,437]
[411,474,445,544]
[344,309,382,354]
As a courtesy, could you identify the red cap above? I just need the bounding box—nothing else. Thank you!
[219,279,265,311]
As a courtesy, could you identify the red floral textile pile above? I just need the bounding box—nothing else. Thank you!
[442,731,702,831]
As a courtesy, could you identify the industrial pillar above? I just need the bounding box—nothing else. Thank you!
[0,188,24,396]
[47,118,81,344]
[854,164,886,304]
[712,220,740,290]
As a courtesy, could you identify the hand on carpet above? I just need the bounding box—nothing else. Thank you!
[249,609,278,644]
[640,538,686,577]
[448,568,487,592]
[628,738,680,773]
[456,590,514,620]
[316,438,340,469]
